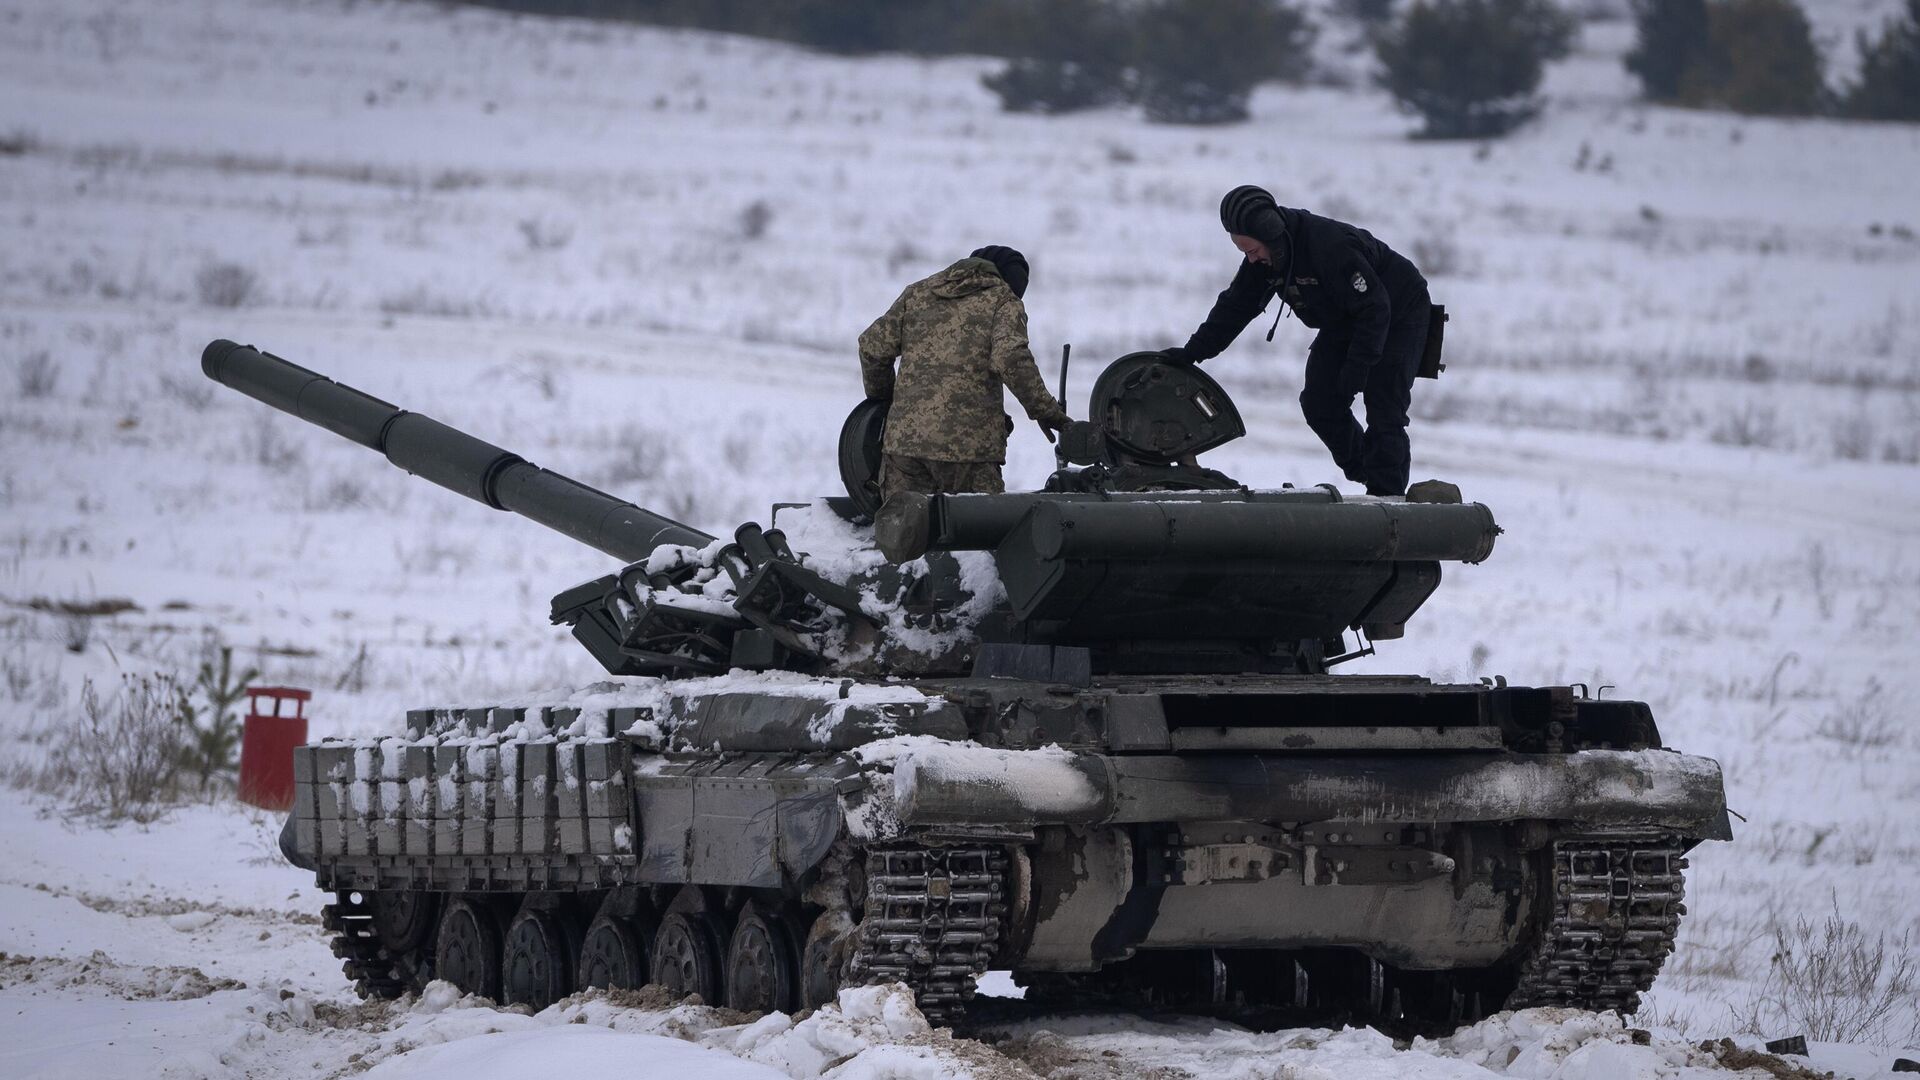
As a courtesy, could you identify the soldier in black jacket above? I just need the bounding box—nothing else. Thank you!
[1163,186,1431,497]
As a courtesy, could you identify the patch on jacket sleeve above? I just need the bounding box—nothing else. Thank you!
[1350,271,1368,293]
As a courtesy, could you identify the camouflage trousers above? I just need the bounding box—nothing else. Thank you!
[879,453,1005,501]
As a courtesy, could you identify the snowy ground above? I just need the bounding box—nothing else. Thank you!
[2,0,1918,1076]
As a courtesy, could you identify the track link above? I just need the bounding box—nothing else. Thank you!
[320,891,408,1000]
[850,846,1008,1026]
[1505,835,1688,1014]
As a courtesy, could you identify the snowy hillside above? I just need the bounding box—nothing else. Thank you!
[1,0,1917,1076]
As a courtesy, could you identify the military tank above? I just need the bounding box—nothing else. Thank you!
[201,339,1729,1029]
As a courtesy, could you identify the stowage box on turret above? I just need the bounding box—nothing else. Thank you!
[203,340,1729,1027]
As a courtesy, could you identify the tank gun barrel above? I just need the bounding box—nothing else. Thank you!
[201,340,713,562]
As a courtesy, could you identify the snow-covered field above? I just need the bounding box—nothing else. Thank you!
[2,0,1917,1076]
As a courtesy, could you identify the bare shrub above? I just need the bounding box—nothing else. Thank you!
[721,431,757,473]
[517,217,574,252]
[34,675,192,823]
[379,286,483,318]
[1813,684,1898,751]
[1410,230,1463,276]
[1829,413,1874,461]
[61,614,92,654]
[155,372,214,411]
[334,642,373,694]
[660,485,706,525]
[1,648,61,706]
[739,199,774,240]
[599,423,680,488]
[1708,403,1782,448]
[1318,193,1363,221]
[13,349,59,399]
[296,220,349,247]
[886,239,926,275]
[1413,386,1469,423]
[1746,913,1919,1046]
[302,474,370,511]
[393,532,474,575]
[194,261,258,308]
[241,410,303,472]
[429,169,483,192]
[1802,540,1833,620]
[516,365,561,401]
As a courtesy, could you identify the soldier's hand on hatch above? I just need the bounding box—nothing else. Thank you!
[1037,415,1068,444]
[1159,346,1197,365]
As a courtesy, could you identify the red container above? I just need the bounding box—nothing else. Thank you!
[238,686,311,811]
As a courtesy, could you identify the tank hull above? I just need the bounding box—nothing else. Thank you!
[288,677,1725,1025]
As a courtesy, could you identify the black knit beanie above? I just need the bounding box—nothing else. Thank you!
[1218,185,1287,249]
[970,245,1029,300]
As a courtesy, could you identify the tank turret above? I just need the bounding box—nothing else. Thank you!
[204,341,1498,680]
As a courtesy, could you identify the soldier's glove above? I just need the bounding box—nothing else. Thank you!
[1037,414,1068,444]
[1338,363,1370,397]
[1159,346,1198,366]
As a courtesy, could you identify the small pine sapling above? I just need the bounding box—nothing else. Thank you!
[177,644,261,791]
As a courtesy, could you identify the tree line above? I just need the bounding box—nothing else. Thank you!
[460,0,1920,136]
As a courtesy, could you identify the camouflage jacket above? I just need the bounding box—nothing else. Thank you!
[859,258,1068,464]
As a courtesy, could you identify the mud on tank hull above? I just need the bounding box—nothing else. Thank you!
[289,675,1729,1028]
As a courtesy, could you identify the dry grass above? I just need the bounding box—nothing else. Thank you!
[194,261,258,308]
[14,350,57,399]
[9,675,192,823]
[1741,912,1920,1047]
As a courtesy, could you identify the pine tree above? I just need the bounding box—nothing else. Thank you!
[982,0,1133,115]
[1376,0,1556,138]
[176,644,260,791]
[1133,0,1316,125]
[1625,0,1710,101]
[1695,0,1825,116]
[1844,0,1920,121]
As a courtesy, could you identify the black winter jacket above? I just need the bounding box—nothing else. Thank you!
[1182,207,1427,372]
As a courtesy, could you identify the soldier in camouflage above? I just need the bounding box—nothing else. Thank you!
[859,245,1070,500]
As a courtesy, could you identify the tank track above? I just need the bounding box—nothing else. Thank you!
[1505,834,1688,1013]
[321,891,408,1000]
[850,846,1008,1026]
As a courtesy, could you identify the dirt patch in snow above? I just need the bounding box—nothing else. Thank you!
[1696,1038,1836,1080]
[992,1031,1193,1079]
[0,950,245,1000]
[7,877,317,924]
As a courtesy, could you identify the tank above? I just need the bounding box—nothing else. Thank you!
[201,339,1730,1028]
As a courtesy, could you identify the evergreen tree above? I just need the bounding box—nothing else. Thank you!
[1625,0,1711,101]
[1376,0,1556,138]
[1133,0,1317,125]
[1695,0,1825,115]
[1843,0,1920,121]
[982,0,1133,115]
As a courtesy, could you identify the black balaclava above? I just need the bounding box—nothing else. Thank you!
[970,245,1029,300]
[1218,185,1289,255]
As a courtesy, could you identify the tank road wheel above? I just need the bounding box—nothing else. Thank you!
[800,912,855,1010]
[651,912,724,1003]
[368,890,440,992]
[578,911,655,992]
[724,902,800,1014]
[435,898,504,1001]
[503,909,574,1011]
